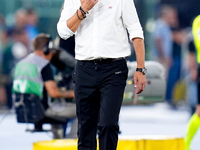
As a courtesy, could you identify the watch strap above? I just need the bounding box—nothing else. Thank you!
[136,67,147,75]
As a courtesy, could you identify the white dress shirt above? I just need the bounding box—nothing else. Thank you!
[57,0,144,60]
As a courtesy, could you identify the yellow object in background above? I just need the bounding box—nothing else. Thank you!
[33,136,184,150]
[172,80,187,105]
[144,138,184,150]
[33,139,78,150]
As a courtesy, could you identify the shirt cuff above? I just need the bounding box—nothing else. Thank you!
[57,21,76,40]
[127,24,144,41]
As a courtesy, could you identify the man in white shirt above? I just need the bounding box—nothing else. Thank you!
[57,0,146,149]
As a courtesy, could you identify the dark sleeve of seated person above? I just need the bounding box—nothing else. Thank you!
[41,63,54,109]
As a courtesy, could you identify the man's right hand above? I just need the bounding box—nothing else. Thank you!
[81,0,98,13]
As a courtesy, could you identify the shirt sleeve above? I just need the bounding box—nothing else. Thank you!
[122,0,144,41]
[41,63,54,82]
[57,0,76,40]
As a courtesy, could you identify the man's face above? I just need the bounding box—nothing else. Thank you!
[167,10,178,27]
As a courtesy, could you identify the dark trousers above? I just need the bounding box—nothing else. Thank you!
[73,59,128,150]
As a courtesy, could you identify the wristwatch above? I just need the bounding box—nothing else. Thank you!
[136,67,147,75]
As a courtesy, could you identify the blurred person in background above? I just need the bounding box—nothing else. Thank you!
[0,14,5,64]
[8,8,39,51]
[153,5,178,69]
[2,8,35,109]
[186,33,198,116]
[166,28,186,105]
[0,14,7,106]
[0,14,6,74]
[2,27,30,108]
[152,5,179,104]
[15,9,27,28]
[25,8,39,43]
[185,15,200,150]
[7,9,27,35]
[12,33,75,138]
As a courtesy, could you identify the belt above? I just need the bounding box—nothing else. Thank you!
[79,57,125,64]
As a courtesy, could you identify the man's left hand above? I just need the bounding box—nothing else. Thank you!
[133,72,146,94]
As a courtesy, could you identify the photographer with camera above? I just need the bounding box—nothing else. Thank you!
[12,33,75,138]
